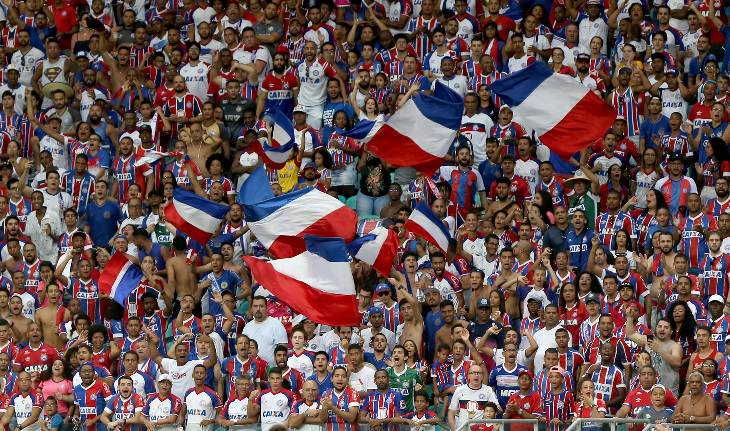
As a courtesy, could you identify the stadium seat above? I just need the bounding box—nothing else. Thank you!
[346,196,357,210]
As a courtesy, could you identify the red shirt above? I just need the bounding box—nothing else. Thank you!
[481,15,517,41]
[506,391,543,431]
[49,3,78,33]
[13,343,60,375]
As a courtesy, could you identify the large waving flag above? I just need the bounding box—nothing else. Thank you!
[404,201,451,253]
[346,226,398,277]
[133,150,185,167]
[237,164,275,205]
[488,62,617,159]
[336,81,463,175]
[250,110,295,169]
[164,187,230,245]
[243,235,360,326]
[241,188,358,258]
[98,252,144,308]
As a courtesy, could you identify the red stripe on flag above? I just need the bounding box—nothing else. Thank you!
[242,256,361,326]
[250,140,288,169]
[164,201,214,246]
[97,251,130,295]
[538,94,617,159]
[370,229,399,277]
[367,126,445,176]
[267,206,358,258]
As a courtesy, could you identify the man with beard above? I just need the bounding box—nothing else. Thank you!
[218,79,256,138]
[438,143,486,225]
[395,54,430,94]
[706,177,730,218]
[161,75,204,141]
[84,180,122,247]
[9,29,43,89]
[296,40,343,130]
[196,22,223,64]
[242,296,287,366]
[574,53,605,96]
[639,97,671,154]
[650,68,691,120]
[220,203,247,264]
[608,67,651,140]
[257,51,299,123]
[281,18,306,67]
[485,178,516,220]
[72,68,110,122]
[0,218,29,262]
[179,42,210,103]
[296,162,323,191]
[87,103,119,159]
[13,322,59,374]
[646,231,677,294]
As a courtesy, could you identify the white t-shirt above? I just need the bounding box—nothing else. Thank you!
[179,62,211,104]
[241,317,288,366]
[449,384,499,431]
[533,325,572,371]
[348,366,376,393]
[159,358,205,399]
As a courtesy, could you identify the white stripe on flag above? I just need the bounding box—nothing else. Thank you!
[269,251,355,296]
[410,209,449,251]
[386,100,457,156]
[514,73,589,136]
[272,126,291,148]
[173,198,224,234]
[250,191,341,247]
[109,260,133,297]
[356,228,388,264]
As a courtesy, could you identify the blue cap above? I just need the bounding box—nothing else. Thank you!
[368,306,384,315]
[618,66,633,75]
[665,67,678,76]
[375,283,391,294]
[151,16,163,23]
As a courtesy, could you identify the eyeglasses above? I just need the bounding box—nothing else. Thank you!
[468,371,483,375]
[552,53,564,57]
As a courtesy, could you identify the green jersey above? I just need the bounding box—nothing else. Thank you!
[569,191,599,230]
[387,366,423,412]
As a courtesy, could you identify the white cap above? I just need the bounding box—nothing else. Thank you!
[293,105,306,114]
[709,294,725,304]
[157,374,172,383]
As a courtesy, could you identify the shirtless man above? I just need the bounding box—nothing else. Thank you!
[671,372,717,423]
[2,239,23,279]
[187,122,222,178]
[7,296,32,343]
[434,300,470,349]
[489,248,528,317]
[391,251,420,297]
[389,277,423,354]
[463,269,489,321]
[485,177,517,221]
[166,236,197,301]
[99,34,133,94]
[35,284,70,351]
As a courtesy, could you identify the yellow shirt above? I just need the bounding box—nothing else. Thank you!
[277,159,301,193]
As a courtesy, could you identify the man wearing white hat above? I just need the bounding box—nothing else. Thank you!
[0,64,27,115]
[142,374,182,431]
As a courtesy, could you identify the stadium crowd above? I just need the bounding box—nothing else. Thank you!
[4,0,730,428]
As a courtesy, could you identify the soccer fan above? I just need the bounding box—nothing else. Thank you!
[142,374,182,431]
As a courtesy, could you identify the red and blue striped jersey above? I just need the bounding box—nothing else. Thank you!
[543,390,574,430]
[700,315,730,353]
[408,177,440,208]
[558,349,585,385]
[610,87,641,136]
[141,311,168,358]
[281,36,307,65]
[660,132,691,156]
[103,393,145,431]
[595,212,635,248]
[490,122,527,143]
[221,356,260,398]
[74,380,113,431]
[327,133,360,167]
[70,278,101,323]
[8,197,32,230]
[238,120,269,139]
[361,389,405,430]
[703,159,730,187]
[367,87,391,106]
[590,364,626,414]
[203,176,235,197]
[380,303,402,332]
[519,316,542,340]
[322,387,361,431]
[328,346,348,366]
[407,16,440,60]
[0,111,21,138]
[166,159,203,187]
[129,45,155,69]
[215,313,247,358]
[162,94,203,138]
[439,166,484,223]
[15,259,42,291]
[281,368,304,397]
[700,252,730,300]
[629,209,657,251]
[113,156,148,204]
[615,272,650,302]
[678,214,717,269]
[18,112,45,158]
[707,197,730,221]
[0,26,19,49]
[469,71,504,101]
[535,177,572,209]
[171,316,201,350]
[584,336,630,368]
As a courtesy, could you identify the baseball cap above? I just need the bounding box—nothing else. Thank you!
[615,115,627,122]
[618,66,633,75]
[276,45,289,54]
[157,374,172,383]
[626,300,641,308]
[667,152,683,163]
[5,64,19,72]
[665,67,678,76]
[47,116,62,124]
[709,294,725,304]
[300,162,320,178]
[375,283,391,294]
[293,105,307,114]
[518,369,534,379]
[619,282,634,291]
[575,53,590,62]
[148,189,164,198]
[139,124,152,132]
[583,293,599,305]
[549,366,566,375]
[525,291,543,304]
[477,298,492,309]
[0,163,11,170]
[586,0,601,4]
[76,51,89,59]
[151,16,163,23]
[424,286,440,296]
[367,306,384,316]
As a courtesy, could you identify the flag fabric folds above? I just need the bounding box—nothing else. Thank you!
[404,201,451,253]
[249,110,295,169]
[243,235,360,326]
[237,164,275,205]
[346,226,399,277]
[487,62,617,159]
[98,252,144,308]
[336,81,463,175]
[164,187,230,245]
[240,187,358,258]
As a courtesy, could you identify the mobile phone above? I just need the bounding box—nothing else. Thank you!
[646,334,654,342]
